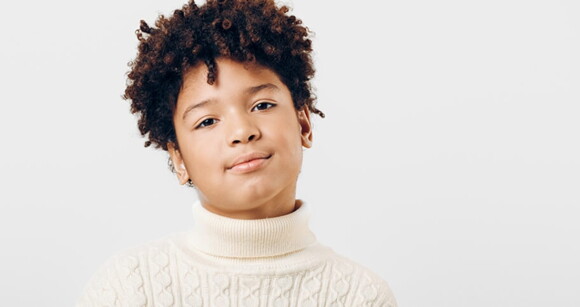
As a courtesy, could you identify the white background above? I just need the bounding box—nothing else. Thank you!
[0,0,578,306]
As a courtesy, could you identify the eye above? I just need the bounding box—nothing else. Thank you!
[252,102,276,111]
[195,118,218,129]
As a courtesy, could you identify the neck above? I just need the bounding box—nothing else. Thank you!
[199,185,299,219]
[189,198,315,258]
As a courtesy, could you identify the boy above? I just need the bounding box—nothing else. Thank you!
[78,0,397,305]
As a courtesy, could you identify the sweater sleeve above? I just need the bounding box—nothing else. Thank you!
[375,279,398,307]
[76,255,126,307]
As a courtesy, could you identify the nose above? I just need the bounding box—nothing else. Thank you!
[227,113,261,146]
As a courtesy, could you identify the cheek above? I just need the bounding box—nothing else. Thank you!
[274,124,304,165]
[183,140,223,179]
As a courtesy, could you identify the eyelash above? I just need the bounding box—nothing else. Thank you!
[252,102,276,111]
[194,102,276,129]
[195,118,217,129]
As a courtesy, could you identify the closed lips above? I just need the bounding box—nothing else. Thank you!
[228,152,272,169]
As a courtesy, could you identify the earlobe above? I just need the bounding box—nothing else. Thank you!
[297,107,313,148]
[167,142,191,185]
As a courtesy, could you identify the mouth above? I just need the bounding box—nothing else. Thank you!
[227,152,272,173]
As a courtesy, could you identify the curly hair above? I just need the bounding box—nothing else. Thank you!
[123,0,324,160]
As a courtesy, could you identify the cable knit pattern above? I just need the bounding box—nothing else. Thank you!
[77,201,397,306]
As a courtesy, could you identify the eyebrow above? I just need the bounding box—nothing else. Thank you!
[181,83,280,121]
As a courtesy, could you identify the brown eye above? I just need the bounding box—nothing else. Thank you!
[196,118,217,129]
[252,102,276,111]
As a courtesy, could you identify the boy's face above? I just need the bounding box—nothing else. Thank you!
[168,57,312,219]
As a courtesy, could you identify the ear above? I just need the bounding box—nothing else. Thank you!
[167,142,191,185]
[297,106,313,148]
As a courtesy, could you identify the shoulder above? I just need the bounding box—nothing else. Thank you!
[76,252,125,307]
[324,252,398,307]
[76,232,185,307]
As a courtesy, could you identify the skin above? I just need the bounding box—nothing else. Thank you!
[167,57,313,219]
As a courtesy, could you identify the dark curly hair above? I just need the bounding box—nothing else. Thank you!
[123,0,324,163]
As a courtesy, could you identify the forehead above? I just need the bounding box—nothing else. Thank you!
[180,58,283,93]
[175,58,292,119]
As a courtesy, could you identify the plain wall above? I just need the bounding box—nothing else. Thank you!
[0,0,578,306]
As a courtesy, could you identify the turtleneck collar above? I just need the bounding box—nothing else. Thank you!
[189,200,317,258]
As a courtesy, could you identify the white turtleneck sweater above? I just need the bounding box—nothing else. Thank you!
[77,201,397,306]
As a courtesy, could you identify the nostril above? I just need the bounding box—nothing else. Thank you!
[231,134,256,145]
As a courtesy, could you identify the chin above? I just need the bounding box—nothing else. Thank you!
[234,180,288,205]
